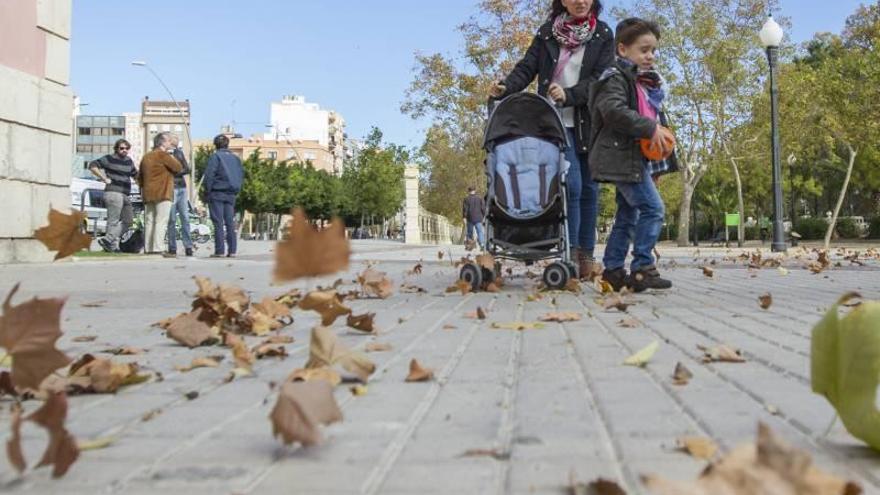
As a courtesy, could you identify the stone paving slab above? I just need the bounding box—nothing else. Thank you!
[0,241,879,493]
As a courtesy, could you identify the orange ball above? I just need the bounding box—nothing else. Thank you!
[640,126,676,161]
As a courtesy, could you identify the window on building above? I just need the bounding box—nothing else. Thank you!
[174,124,183,132]
[162,124,171,132]
[267,151,278,160]
[76,144,92,153]
[305,152,317,161]
[78,127,91,135]
[112,127,125,136]
[286,150,296,159]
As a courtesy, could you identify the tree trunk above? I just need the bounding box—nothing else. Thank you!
[823,144,858,249]
[721,141,745,246]
[677,185,695,247]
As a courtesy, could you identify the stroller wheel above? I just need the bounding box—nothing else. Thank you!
[543,262,570,290]
[460,263,483,291]
[563,261,578,280]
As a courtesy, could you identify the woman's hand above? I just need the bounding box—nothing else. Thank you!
[489,81,506,98]
[548,83,566,104]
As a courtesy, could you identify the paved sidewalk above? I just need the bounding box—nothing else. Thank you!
[1,241,879,494]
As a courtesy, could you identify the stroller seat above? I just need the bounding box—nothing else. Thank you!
[491,136,567,218]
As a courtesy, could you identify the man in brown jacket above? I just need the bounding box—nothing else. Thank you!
[138,132,183,254]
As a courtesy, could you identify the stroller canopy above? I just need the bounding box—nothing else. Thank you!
[483,93,568,150]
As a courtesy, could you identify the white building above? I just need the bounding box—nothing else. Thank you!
[264,95,347,173]
[123,112,143,163]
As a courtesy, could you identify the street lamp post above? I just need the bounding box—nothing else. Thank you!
[131,61,196,203]
[759,16,787,252]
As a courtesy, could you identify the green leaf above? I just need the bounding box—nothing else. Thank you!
[623,341,659,368]
[811,293,880,450]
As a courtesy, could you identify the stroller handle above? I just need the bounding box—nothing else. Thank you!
[486,93,564,120]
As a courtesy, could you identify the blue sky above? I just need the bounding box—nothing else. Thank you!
[70,0,867,149]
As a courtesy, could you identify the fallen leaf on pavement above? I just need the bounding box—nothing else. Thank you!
[299,291,352,326]
[602,293,631,312]
[358,268,394,299]
[346,313,376,333]
[702,266,714,278]
[175,356,222,372]
[676,436,718,460]
[253,342,288,359]
[365,342,392,352]
[564,279,581,294]
[270,381,343,446]
[569,475,627,495]
[141,409,162,422]
[77,436,116,451]
[465,307,488,319]
[288,367,342,387]
[405,359,434,382]
[99,346,146,356]
[485,282,501,293]
[0,284,72,390]
[400,284,427,294]
[459,448,510,460]
[273,208,350,282]
[475,254,495,270]
[539,312,581,322]
[305,326,375,382]
[410,263,423,275]
[26,391,79,478]
[437,251,444,260]
[623,341,659,367]
[68,354,148,393]
[165,309,219,348]
[758,293,773,310]
[71,335,98,343]
[642,423,862,495]
[7,403,25,473]
[225,334,256,372]
[442,324,457,330]
[778,267,789,276]
[672,362,693,386]
[698,344,746,363]
[594,278,614,294]
[350,384,368,395]
[262,335,295,344]
[446,280,472,295]
[33,209,92,260]
[274,288,302,308]
[490,322,544,331]
[617,317,640,328]
[79,301,107,308]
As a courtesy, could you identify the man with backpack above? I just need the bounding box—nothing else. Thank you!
[204,134,244,258]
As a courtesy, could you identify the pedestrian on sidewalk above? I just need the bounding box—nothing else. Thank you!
[462,186,486,250]
[589,18,678,292]
[490,0,614,277]
[165,134,194,257]
[89,139,137,252]
[203,134,243,258]
[138,132,183,255]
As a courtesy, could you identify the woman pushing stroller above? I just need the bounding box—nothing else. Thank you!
[490,0,613,279]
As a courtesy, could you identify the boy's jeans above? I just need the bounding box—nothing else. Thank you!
[466,221,485,248]
[167,187,193,252]
[564,128,599,256]
[602,170,665,272]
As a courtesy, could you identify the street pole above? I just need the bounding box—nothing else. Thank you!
[131,61,196,204]
[767,46,786,252]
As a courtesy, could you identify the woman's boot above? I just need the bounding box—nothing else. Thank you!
[578,250,603,281]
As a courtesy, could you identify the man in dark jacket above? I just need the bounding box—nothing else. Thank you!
[166,134,193,257]
[462,186,486,250]
[204,134,244,257]
[89,139,137,252]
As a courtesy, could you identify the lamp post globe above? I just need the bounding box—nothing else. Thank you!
[761,15,787,252]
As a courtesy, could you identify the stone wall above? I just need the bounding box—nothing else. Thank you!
[0,0,74,262]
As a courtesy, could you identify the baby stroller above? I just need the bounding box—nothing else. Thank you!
[459,92,575,290]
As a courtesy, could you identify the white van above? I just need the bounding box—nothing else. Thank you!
[70,177,143,235]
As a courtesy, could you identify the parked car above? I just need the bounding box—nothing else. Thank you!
[70,177,143,235]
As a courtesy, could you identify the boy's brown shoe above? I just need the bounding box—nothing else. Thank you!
[628,265,672,293]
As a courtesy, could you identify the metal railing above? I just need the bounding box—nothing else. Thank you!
[417,207,462,244]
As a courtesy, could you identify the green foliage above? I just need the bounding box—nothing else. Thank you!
[869,217,880,239]
[836,217,861,239]
[793,217,828,240]
[340,127,407,224]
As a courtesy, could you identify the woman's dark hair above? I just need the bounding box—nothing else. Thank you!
[549,0,603,20]
[615,17,661,46]
[113,138,131,151]
[213,134,230,149]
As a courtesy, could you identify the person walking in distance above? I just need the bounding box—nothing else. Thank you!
[89,139,137,252]
[138,132,183,255]
[203,134,244,258]
[462,186,486,250]
[165,134,194,257]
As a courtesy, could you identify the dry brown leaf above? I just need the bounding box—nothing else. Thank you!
[287,367,342,387]
[358,268,394,299]
[475,253,495,270]
[243,296,292,336]
[698,344,746,363]
[485,282,501,293]
[442,324,457,330]
[263,335,295,344]
[68,354,147,393]
[7,403,26,473]
[405,359,434,382]
[643,423,862,495]
[270,381,343,446]
[305,326,375,383]
[459,448,510,460]
[446,279,472,295]
[79,300,107,308]
[400,284,427,294]
[349,384,368,396]
[225,334,256,371]
[346,312,376,333]
[569,475,627,495]
[539,312,581,322]
[253,342,287,359]
[99,346,145,356]
[465,307,488,320]
[364,342,392,353]
[676,436,718,460]
[0,284,72,390]
[175,356,222,372]
[71,335,97,343]
[411,263,423,275]
[275,288,302,308]
[299,291,352,326]
[0,371,15,397]
[617,317,641,328]
[491,321,544,331]
[702,266,715,278]
[602,293,630,312]
[26,391,79,478]
[165,309,219,348]
[273,208,350,282]
[564,278,582,294]
[672,362,693,386]
[758,293,773,310]
[437,250,444,260]
[33,209,92,260]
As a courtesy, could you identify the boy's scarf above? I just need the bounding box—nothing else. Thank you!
[616,57,666,113]
[551,12,597,83]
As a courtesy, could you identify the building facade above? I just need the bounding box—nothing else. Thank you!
[197,133,336,173]
[141,97,191,157]
[72,113,144,179]
[0,0,74,262]
[264,95,346,174]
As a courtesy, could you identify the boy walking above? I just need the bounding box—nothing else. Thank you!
[589,18,678,292]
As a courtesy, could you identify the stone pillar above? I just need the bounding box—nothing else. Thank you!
[0,0,74,262]
[404,164,421,245]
